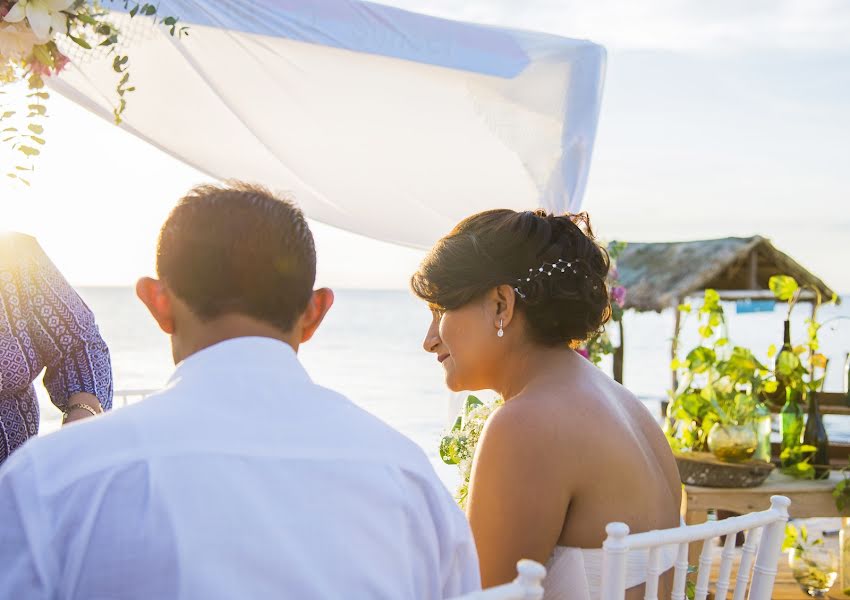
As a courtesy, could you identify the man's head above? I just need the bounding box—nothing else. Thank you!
[137,182,333,363]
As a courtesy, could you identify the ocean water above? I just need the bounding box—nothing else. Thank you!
[35,288,850,487]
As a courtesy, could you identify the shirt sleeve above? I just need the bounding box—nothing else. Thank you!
[0,449,53,596]
[18,238,113,411]
[439,492,482,598]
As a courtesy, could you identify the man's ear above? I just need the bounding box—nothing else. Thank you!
[298,288,334,344]
[136,277,176,334]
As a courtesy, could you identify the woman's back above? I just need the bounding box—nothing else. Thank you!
[549,355,681,550]
[497,352,681,599]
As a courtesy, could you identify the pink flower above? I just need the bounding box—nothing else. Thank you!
[611,285,627,308]
[27,46,67,77]
[577,346,591,360]
[53,49,68,72]
[29,56,51,76]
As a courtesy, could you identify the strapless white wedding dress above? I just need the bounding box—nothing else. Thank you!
[543,545,678,600]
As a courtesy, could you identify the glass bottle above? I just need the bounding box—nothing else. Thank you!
[802,391,830,479]
[753,400,772,462]
[780,386,804,468]
[768,320,795,407]
[840,518,850,597]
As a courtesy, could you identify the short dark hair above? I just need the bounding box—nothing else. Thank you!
[411,209,611,347]
[156,182,316,332]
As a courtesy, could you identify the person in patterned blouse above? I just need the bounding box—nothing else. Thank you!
[0,232,113,464]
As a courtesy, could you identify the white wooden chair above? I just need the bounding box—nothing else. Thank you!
[600,495,791,600]
[448,559,547,600]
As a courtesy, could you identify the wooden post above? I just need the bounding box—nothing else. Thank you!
[671,298,684,393]
[613,319,624,384]
[748,249,759,289]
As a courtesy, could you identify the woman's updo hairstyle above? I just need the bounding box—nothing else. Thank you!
[411,209,611,347]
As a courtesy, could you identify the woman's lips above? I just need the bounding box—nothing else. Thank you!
[438,353,450,364]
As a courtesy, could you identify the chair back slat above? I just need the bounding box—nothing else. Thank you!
[713,529,739,600]
[643,547,661,600]
[748,499,790,600]
[601,523,630,600]
[732,527,763,600]
[693,533,717,600]
[670,542,689,600]
[597,497,789,600]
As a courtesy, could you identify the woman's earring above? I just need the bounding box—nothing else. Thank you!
[497,319,504,338]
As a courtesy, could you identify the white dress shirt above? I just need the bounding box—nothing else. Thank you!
[0,337,480,599]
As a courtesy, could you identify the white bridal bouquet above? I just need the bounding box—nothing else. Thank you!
[439,394,504,508]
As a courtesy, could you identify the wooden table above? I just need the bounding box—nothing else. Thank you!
[685,470,844,523]
[685,470,846,599]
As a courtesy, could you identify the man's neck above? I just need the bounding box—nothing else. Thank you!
[172,314,299,365]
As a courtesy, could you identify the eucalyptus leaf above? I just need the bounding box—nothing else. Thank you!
[69,35,92,49]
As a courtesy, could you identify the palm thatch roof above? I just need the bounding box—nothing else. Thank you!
[616,236,837,312]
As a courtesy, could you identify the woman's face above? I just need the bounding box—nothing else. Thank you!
[422,298,503,392]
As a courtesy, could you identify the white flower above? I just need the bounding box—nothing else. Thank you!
[3,0,73,42]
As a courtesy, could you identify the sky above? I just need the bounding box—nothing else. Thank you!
[2,0,848,291]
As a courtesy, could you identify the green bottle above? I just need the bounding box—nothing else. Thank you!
[802,391,830,479]
[767,320,795,407]
[780,386,804,468]
[753,400,772,462]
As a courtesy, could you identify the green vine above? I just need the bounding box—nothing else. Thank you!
[1,0,188,182]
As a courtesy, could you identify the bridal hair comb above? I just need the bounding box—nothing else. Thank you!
[513,258,582,299]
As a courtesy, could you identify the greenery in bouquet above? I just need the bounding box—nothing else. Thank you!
[578,240,627,365]
[666,289,769,453]
[439,394,503,508]
[1,0,186,183]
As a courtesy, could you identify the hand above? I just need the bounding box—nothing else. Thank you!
[62,392,103,425]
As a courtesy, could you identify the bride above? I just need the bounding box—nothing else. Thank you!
[411,209,681,599]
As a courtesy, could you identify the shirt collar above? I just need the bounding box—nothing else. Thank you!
[167,336,312,387]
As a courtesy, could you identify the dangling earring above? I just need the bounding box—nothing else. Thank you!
[497,319,504,338]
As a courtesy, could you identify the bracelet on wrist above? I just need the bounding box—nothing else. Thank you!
[62,402,99,422]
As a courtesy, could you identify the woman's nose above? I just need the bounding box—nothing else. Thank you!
[422,318,440,353]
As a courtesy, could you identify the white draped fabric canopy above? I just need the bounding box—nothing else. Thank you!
[50,0,605,248]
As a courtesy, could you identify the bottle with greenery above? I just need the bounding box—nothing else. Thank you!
[803,389,830,480]
[770,319,795,405]
[780,386,805,468]
[753,399,772,462]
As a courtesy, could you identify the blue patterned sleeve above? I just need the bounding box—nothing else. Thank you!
[18,237,113,412]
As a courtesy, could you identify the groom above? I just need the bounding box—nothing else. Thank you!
[0,183,480,598]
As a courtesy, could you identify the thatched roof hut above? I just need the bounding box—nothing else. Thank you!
[609,236,838,389]
[616,236,837,313]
